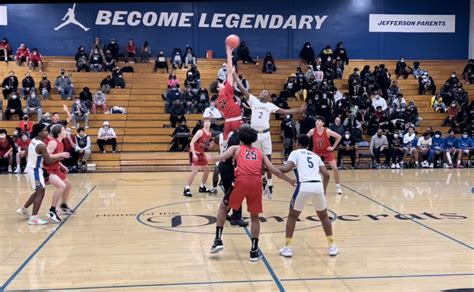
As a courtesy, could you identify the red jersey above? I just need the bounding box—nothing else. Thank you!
[16,47,30,58]
[312,127,331,154]
[29,53,42,62]
[44,138,64,172]
[192,129,211,154]
[0,139,12,156]
[216,82,241,119]
[18,121,33,133]
[16,138,31,151]
[63,136,76,152]
[235,145,263,177]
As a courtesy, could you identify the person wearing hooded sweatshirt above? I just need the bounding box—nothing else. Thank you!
[462,59,474,84]
[5,93,22,120]
[234,42,258,65]
[332,42,349,66]
[395,57,410,79]
[300,42,315,65]
[74,46,89,72]
[154,50,169,73]
[262,52,276,73]
[21,72,35,99]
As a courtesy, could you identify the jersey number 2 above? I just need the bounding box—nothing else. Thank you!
[245,150,257,160]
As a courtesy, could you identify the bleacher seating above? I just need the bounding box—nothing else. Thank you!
[0,57,472,171]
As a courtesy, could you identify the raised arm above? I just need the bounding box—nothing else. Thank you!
[63,104,72,123]
[276,103,306,115]
[263,155,294,185]
[233,72,249,99]
[226,45,233,85]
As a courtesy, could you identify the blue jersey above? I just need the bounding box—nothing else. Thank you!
[443,137,458,150]
[458,137,472,150]
[431,136,444,150]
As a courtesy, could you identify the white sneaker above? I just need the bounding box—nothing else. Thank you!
[395,163,401,169]
[28,216,48,225]
[8,166,13,173]
[390,163,395,169]
[14,167,21,174]
[17,207,29,219]
[429,163,434,168]
[279,246,293,257]
[336,186,343,195]
[328,245,339,256]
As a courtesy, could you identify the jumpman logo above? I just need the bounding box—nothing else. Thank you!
[54,3,89,32]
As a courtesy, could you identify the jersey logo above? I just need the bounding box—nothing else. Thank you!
[244,149,257,160]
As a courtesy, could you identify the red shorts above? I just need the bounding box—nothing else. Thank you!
[315,151,335,162]
[229,176,263,214]
[189,152,208,166]
[223,119,243,140]
[45,168,67,182]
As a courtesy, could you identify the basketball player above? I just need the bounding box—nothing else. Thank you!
[278,134,339,257]
[16,124,70,225]
[210,44,242,140]
[183,118,216,197]
[234,73,305,194]
[208,125,294,261]
[44,124,74,223]
[307,116,343,194]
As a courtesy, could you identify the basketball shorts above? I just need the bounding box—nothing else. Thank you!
[46,167,67,181]
[229,176,263,214]
[253,132,272,156]
[189,152,208,166]
[224,119,243,140]
[26,167,45,191]
[290,182,326,212]
[315,151,335,163]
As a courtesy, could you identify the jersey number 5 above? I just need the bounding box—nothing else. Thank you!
[307,156,314,168]
[245,150,257,160]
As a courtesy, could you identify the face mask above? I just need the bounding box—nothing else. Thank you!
[13,131,18,136]
[316,65,321,69]
[104,125,109,129]
[78,133,84,137]
[393,134,399,138]
[327,58,331,62]
[306,45,310,48]
[463,134,468,139]
[435,134,440,138]
[23,117,28,121]
[31,94,36,98]
[344,134,350,139]
[12,95,17,99]
[66,131,71,136]
[210,104,215,108]
[0,134,5,139]
[21,137,28,142]
[400,59,404,62]
[451,75,455,78]
[75,100,80,104]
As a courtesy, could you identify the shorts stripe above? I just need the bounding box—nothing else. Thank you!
[290,183,300,209]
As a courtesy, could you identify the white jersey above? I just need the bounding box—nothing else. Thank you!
[249,94,279,130]
[287,149,324,183]
[26,139,44,169]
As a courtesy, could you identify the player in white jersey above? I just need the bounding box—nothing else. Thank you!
[278,134,339,257]
[16,123,70,225]
[234,73,305,193]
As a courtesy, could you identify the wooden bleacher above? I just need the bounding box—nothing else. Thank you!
[0,57,472,171]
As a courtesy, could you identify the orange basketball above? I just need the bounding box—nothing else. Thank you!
[225,34,240,49]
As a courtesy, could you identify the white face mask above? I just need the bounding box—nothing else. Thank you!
[12,95,17,99]
[463,134,468,139]
[316,65,321,69]
[435,134,440,138]
[344,134,350,139]
[21,137,28,142]
[451,74,455,78]
[394,134,398,138]
[75,100,80,104]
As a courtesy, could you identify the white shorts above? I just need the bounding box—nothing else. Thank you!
[290,182,326,212]
[253,132,272,156]
[26,167,45,191]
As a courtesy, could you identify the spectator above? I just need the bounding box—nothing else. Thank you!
[154,50,169,73]
[419,72,436,95]
[71,96,89,129]
[368,106,389,136]
[92,89,107,114]
[386,80,400,105]
[75,46,90,72]
[417,132,434,168]
[0,38,12,62]
[431,93,446,113]
[217,63,227,82]
[446,72,460,88]
[97,121,117,153]
[457,131,471,167]
[262,52,276,73]
[453,87,468,109]
[91,36,105,56]
[79,87,93,109]
[100,75,113,94]
[140,41,152,63]
[2,71,18,100]
[371,91,387,111]
[202,100,222,119]
[391,93,406,118]
[196,87,210,114]
[348,68,361,96]
[171,49,183,69]
[300,42,315,65]
[388,130,404,169]
[112,66,125,88]
[183,47,196,68]
[405,101,422,127]
[319,45,333,63]
[234,42,258,65]
[187,64,201,82]
[75,127,91,171]
[443,101,459,127]
[370,129,389,168]
[314,65,324,84]
[462,59,474,84]
[125,39,137,63]
[18,114,33,133]
[89,48,104,72]
[333,57,345,79]
[280,114,296,161]
[28,48,43,72]
[184,72,199,94]
[431,130,445,167]
[166,73,179,95]
[14,131,30,173]
[103,50,116,72]
[182,86,197,113]
[23,92,42,122]
[169,118,190,152]
[403,126,419,167]
[234,74,250,96]
[5,93,22,120]
[321,55,333,73]
[21,72,35,99]
[14,43,30,66]
[105,38,120,60]
[329,117,345,137]
[0,129,13,172]
[165,87,182,113]
[337,130,357,169]
[39,74,51,100]
[283,74,298,98]
[333,41,349,65]
[169,100,186,128]
[55,69,74,100]
[343,113,363,141]
[443,129,459,168]
[412,61,425,79]
[395,56,410,79]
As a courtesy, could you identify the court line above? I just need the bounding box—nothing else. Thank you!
[281,272,474,282]
[1,186,98,291]
[243,226,285,292]
[342,184,474,251]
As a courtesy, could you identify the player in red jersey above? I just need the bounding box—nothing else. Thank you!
[307,116,342,195]
[183,118,216,197]
[208,125,294,262]
[44,124,74,223]
[210,44,242,140]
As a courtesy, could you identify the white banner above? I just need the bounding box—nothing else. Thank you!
[369,14,455,33]
[0,6,7,26]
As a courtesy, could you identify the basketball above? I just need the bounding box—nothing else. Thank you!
[225,34,240,49]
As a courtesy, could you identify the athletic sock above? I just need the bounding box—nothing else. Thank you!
[185,185,190,190]
[336,183,341,188]
[457,160,461,165]
[200,183,205,188]
[285,237,292,247]
[267,179,273,186]
[215,226,223,240]
[251,238,259,251]
[327,235,335,247]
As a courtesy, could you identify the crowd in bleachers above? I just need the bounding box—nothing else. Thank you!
[0,36,473,171]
